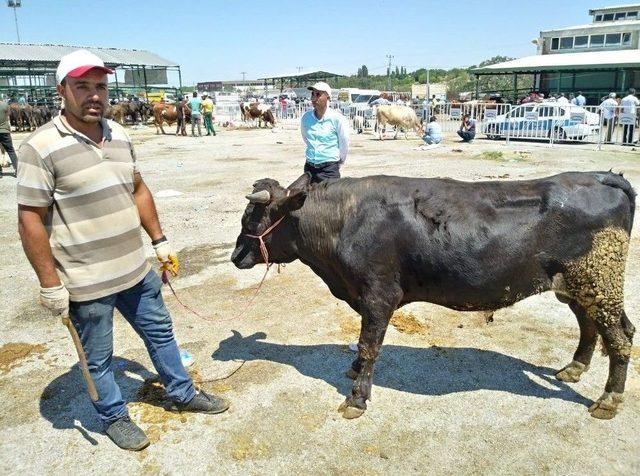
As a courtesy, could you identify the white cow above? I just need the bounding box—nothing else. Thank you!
[376,105,422,140]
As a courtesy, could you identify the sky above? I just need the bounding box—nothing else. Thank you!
[0,0,631,84]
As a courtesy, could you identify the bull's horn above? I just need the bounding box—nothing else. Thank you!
[245,190,271,203]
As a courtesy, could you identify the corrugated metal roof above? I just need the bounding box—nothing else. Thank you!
[0,43,178,67]
[472,49,640,73]
[258,70,344,80]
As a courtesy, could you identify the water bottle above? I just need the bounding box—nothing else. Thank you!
[179,349,194,367]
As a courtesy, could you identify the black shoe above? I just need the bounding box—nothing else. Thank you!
[170,390,229,414]
[104,415,150,451]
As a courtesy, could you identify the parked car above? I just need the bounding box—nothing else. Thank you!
[483,102,600,141]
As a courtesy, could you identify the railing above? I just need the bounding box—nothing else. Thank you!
[222,100,640,148]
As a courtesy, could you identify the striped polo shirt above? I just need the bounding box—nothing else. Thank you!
[17,114,151,302]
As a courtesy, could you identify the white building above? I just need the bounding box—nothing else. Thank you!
[473,4,640,104]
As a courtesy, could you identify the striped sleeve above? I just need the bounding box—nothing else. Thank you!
[17,143,54,207]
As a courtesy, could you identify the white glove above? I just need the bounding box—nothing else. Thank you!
[153,238,180,276]
[39,284,70,316]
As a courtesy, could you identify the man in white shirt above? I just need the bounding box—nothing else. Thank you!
[557,93,569,104]
[300,81,349,183]
[621,88,639,144]
[600,92,618,143]
[575,91,586,107]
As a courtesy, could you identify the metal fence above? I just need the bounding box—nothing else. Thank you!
[221,100,640,148]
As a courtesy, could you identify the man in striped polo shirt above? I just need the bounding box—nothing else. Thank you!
[17,50,229,451]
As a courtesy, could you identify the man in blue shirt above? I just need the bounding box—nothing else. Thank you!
[187,91,203,137]
[301,82,349,183]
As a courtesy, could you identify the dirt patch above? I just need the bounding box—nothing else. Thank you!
[391,310,429,335]
[632,346,640,374]
[0,342,47,374]
[129,377,187,444]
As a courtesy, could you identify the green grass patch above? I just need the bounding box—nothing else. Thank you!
[474,151,504,161]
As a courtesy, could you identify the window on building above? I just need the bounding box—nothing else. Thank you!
[560,37,573,49]
[615,12,627,20]
[551,38,559,50]
[595,14,603,21]
[627,11,638,19]
[606,33,622,46]
[590,34,605,47]
[603,13,614,21]
[574,36,588,48]
[623,32,632,46]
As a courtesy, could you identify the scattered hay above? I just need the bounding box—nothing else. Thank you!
[391,311,428,335]
[0,342,47,374]
[228,433,271,460]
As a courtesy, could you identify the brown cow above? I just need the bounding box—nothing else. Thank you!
[240,102,275,128]
[152,102,190,135]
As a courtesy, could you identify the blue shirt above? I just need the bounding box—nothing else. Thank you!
[188,97,202,116]
[300,108,349,165]
[426,122,443,140]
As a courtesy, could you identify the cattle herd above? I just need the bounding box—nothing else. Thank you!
[8,103,55,131]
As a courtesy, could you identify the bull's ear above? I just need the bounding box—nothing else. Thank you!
[286,172,311,191]
[276,189,307,213]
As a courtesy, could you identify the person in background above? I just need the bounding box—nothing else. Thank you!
[557,93,569,104]
[621,88,639,145]
[0,97,18,177]
[575,91,586,107]
[187,91,202,137]
[201,92,216,136]
[175,95,187,136]
[422,115,443,146]
[16,49,229,452]
[457,114,476,142]
[600,92,618,143]
[569,93,577,105]
[300,81,349,183]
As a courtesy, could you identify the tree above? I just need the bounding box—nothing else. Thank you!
[361,65,368,78]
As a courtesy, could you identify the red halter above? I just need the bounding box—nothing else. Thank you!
[243,189,290,268]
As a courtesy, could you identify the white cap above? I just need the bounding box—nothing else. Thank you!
[56,49,113,84]
[609,92,616,98]
[307,81,332,98]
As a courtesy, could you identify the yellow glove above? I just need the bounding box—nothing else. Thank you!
[153,238,180,277]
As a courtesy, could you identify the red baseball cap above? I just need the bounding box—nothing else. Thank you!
[56,49,113,83]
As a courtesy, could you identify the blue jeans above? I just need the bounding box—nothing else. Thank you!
[422,135,442,145]
[69,270,196,425]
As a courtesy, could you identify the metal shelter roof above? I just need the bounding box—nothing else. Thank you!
[0,43,178,67]
[472,49,640,74]
[258,70,344,81]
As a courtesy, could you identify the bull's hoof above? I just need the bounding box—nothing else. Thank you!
[555,360,589,383]
[338,400,365,419]
[345,368,359,380]
[588,392,624,420]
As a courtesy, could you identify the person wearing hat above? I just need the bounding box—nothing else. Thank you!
[201,92,216,136]
[300,81,349,183]
[600,92,618,143]
[16,49,229,451]
[187,91,203,136]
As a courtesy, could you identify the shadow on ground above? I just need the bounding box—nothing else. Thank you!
[212,330,593,407]
[39,357,157,445]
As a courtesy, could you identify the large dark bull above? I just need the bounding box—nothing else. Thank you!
[232,171,636,420]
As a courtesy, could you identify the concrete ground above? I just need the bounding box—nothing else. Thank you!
[1,124,639,474]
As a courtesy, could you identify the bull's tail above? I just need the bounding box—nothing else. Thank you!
[594,171,636,233]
